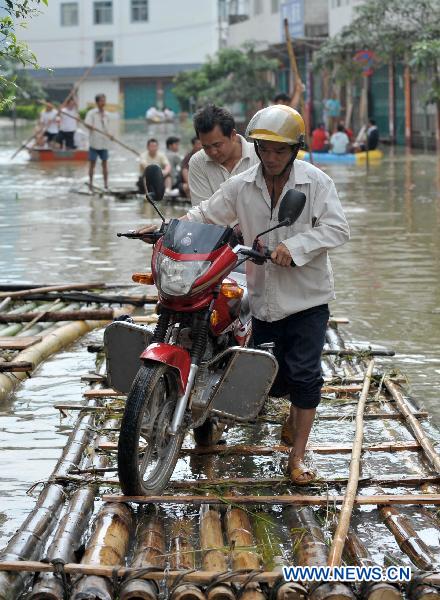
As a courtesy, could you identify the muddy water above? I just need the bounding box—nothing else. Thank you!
[0,121,439,554]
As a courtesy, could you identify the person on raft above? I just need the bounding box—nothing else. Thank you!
[137,106,350,485]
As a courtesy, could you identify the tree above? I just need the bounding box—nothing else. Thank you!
[173,43,279,118]
[0,0,48,108]
[314,0,440,98]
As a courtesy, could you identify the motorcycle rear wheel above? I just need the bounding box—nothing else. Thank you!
[118,362,184,496]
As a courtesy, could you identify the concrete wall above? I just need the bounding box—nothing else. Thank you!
[20,0,219,67]
[227,0,328,48]
[78,79,120,109]
[328,0,365,37]
[227,1,281,48]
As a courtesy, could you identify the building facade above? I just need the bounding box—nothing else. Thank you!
[21,0,224,118]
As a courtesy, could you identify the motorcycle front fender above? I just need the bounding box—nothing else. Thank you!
[140,343,191,392]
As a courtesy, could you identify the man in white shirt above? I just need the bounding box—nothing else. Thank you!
[188,104,259,207]
[58,97,78,149]
[39,103,59,145]
[138,106,349,484]
[330,124,350,155]
[85,94,112,189]
[138,138,172,193]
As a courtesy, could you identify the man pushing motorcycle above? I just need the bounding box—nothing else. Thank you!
[138,105,349,484]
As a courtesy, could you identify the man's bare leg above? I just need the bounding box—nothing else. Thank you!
[288,407,317,483]
[102,160,108,189]
[89,159,97,189]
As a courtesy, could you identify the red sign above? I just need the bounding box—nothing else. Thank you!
[353,50,377,77]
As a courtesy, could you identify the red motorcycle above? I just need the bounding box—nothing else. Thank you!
[108,165,305,495]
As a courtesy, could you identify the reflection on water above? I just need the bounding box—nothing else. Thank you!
[0,121,439,550]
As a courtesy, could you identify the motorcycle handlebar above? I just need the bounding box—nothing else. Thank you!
[117,230,163,243]
[240,247,295,267]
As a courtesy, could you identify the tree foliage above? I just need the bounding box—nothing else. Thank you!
[0,0,48,107]
[173,43,278,116]
[313,0,440,104]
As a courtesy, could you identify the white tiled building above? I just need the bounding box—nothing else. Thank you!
[21,0,226,117]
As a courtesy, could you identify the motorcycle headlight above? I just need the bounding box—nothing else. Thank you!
[156,254,211,296]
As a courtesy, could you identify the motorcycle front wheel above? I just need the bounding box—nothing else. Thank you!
[118,362,185,496]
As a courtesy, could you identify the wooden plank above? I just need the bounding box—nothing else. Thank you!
[0,361,33,372]
[97,441,422,455]
[83,388,124,398]
[101,493,440,506]
[0,336,42,350]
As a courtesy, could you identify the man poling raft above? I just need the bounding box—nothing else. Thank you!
[138,105,350,484]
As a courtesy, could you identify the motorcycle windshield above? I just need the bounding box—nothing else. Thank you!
[162,219,233,255]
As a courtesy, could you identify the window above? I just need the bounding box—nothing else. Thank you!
[61,2,78,26]
[94,1,112,24]
[131,0,148,22]
[254,0,263,15]
[271,0,279,13]
[95,41,113,63]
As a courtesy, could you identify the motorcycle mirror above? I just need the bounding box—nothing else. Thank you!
[142,164,165,202]
[142,165,166,222]
[278,190,306,226]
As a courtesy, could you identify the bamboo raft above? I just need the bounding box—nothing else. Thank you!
[0,301,439,600]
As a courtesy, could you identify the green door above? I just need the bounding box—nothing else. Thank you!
[163,83,181,113]
[394,63,405,145]
[370,65,389,138]
[124,82,157,119]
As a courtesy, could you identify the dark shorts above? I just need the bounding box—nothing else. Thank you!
[57,130,76,149]
[252,304,329,410]
[89,147,109,161]
[44,131,58,142]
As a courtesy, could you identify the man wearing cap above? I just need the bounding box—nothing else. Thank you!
[138,106,349,484]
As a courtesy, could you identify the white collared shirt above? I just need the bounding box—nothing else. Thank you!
[187,160,350,322]
[188,134,259,206]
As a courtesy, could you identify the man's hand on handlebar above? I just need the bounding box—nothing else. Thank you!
[136,224,159,236]
[271,243,293,267]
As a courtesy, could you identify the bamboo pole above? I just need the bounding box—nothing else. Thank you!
[120,509,165,600]
[30,482,97,599]
[283,18,313,164]
[200,506,235,600]
[71,503,133,600]
[252,512,306,600]
[0,298,11,311]
[327,360,375,566]
[343,529,402,600]
[169,519,205,600]
[24,291,157,305]
[41,100,141,157]
[0,309,114,322]
[1,561,440,588]
[0,404,96,600]
[225,508,265,600]
[379,505,437,570]
[0,305,131,401]
[102,494,440,507]
[0,282,107,300]
[384,379,440,473]
[97,440,423,455]
[284,506,354,600]
[57,473,440,491]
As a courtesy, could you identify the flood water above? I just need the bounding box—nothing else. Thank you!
[0,120,439,553]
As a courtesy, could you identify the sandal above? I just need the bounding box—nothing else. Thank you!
[287,456,317,486]
[280,418,295,446]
